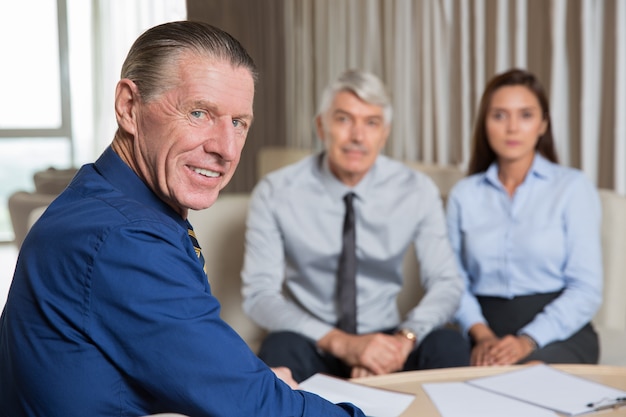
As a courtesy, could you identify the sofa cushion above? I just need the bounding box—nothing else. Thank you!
[187,194,266,353]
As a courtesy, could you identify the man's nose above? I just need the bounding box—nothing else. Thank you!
[350,122,365,141]
[206,117,238,161]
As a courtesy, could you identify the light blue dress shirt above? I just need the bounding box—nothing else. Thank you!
[446,154,603,348]
[242,152,463,344]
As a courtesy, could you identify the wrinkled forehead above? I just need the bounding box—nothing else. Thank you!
[155,51,253,94]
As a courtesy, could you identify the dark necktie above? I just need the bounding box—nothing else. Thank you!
[187,224,207,274]
[337,192,357,334]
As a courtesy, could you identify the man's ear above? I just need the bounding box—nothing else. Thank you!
[379,123,391,150]
[315,115,326,142]
[115,79,140,136]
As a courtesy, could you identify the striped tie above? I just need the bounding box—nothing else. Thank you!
[187,224,207,274]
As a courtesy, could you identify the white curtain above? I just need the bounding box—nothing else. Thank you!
[91,0,187,158]
[617,0,626,193]
[284,0,626,194]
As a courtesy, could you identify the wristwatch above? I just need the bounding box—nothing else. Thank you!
[519,333,538,351]
[397,328,417,345]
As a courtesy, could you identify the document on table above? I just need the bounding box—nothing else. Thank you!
[299,373,415,417]
[423,381,559,417]
[466,364,626,416]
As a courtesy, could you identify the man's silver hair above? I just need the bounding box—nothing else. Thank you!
[316,69,393,125]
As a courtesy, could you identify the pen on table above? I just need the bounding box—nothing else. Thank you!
[586,396,626,412]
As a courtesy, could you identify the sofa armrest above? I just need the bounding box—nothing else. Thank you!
[8,192,57,248]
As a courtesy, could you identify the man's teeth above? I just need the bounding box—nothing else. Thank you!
[193,167,220,178]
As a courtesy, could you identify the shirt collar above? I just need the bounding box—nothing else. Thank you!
[484,152,554,188]
[94,146,188,229]
[318,151,378,202]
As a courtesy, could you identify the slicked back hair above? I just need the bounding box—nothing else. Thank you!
[120,20,257,102]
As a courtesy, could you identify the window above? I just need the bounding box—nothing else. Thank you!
[0,0,186,243]
[0,0,73,242]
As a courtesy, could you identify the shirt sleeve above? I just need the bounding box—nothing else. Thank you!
[401,178,464,343]
[518,174,603,347]
[87,219,363,417]
[241,180,335,341]
[445,186,490,335]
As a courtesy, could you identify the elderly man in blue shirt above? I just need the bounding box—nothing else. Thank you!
[0,21,365,417]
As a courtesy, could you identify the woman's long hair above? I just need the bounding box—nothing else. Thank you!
[467,68,558,175]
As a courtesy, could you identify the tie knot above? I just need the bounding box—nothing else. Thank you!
[343,192,355,206]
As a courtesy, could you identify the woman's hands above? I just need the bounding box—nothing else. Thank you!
[469,323,536,366]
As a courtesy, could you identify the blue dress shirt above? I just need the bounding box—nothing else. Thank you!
[0,147,364,417]
[446,154,603,348]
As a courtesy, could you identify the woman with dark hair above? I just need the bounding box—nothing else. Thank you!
[446,68,602,366]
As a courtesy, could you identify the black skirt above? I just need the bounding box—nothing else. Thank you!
[477,291,599,364]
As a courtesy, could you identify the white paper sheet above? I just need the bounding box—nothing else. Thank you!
[299,373,415,417]
[467,364,626,415]
[423,381,559,417]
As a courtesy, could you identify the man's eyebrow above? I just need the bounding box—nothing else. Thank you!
[332,109,384,121]
[191,99,218,109]
[236,113,254,124]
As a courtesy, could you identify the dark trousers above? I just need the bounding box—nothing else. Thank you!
[478,291,599,364]
[258,328,470,382]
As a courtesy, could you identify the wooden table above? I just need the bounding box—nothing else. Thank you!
[352,365,626,416]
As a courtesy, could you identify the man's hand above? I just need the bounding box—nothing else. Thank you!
[350,332,414,378]
[318,329,413,376]
[271,366,299,389]
[350,366,376,378]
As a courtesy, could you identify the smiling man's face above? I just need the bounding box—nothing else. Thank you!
[132,54,255,216]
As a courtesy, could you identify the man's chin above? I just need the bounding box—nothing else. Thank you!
[194,197,219,211]
[184,192,221,212]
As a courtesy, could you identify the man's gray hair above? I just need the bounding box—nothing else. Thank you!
[120,21,257,102]
[316,69,393,125]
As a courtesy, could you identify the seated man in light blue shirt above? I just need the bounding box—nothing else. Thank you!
[242,69,470,382]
